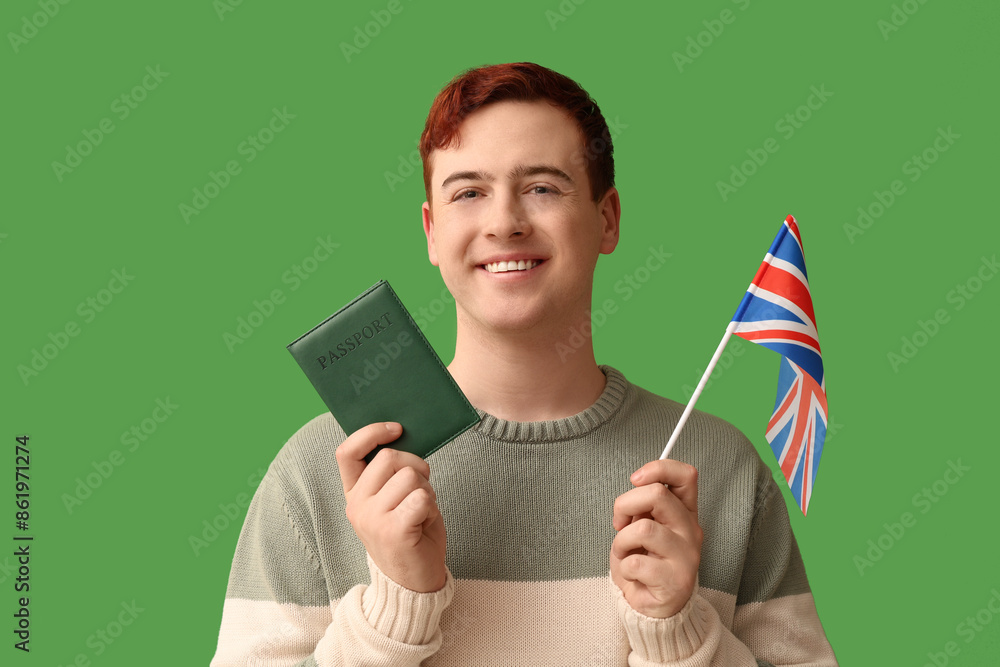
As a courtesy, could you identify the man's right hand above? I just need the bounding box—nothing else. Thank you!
[336,422,448,593]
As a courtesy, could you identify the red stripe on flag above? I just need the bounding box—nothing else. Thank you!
[735,329,820,352]
[802,371,829,415]
[753,264,817,328]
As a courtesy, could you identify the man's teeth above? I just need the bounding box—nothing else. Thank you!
[484,259,540,273]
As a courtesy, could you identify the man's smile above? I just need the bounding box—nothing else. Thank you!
[482,259,544,273]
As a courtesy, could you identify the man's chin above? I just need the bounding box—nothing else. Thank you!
[465,307,552,336]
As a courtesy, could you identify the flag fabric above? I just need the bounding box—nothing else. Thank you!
[731,215,827,515]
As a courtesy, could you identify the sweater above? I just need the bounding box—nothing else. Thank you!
[211,365,838,665]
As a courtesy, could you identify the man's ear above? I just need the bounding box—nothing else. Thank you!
[422,201,440,266]
[597,186,621,255]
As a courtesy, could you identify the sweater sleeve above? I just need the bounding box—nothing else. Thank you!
[209,468,454,666]
[612,475,838,666]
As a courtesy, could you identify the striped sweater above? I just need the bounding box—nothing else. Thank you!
[211,366,837,665]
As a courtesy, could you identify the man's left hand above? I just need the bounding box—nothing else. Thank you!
[610,460,703,618]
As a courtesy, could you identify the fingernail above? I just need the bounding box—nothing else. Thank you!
[385,422,401,433]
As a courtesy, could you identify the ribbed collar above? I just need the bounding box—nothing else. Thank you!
[472,365,629,443]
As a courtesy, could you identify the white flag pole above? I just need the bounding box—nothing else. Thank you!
[659,320,739,460]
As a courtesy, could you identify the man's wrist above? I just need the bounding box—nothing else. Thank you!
[362,553,455,645]
[611,575,715,662]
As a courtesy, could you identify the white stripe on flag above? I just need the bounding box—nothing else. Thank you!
[767,397,796,465]
[764,253,811,291]
[810,392,829,428]
[738,286,819,334]
[731,318,819,344]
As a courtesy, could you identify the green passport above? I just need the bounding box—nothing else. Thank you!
[287,280,480,462]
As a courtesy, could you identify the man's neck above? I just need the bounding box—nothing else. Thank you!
[447,321,607,423]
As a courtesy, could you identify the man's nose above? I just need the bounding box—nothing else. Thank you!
[484,193,531,239]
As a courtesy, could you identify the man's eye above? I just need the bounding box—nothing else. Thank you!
[531,185,556,195]
[453,190,480,201]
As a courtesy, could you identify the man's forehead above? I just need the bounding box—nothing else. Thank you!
[428,101,585,179]
[455,99,580,143]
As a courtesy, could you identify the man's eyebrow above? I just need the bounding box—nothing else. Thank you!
[439,164,575,192]
[509,164,574,185]
[440,170,492,191]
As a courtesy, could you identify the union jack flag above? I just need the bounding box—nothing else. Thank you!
[731,215,827,515]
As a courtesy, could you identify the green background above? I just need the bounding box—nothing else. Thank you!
[3,0,997,663]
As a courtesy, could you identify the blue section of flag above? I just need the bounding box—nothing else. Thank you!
[735,300,806,326]
[758,343,824,391]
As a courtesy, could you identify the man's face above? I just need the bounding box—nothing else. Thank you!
[422,100,620,335]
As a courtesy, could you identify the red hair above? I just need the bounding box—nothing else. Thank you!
[420,62,615,203]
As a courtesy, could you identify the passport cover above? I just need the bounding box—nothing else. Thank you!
[287,280,480,462]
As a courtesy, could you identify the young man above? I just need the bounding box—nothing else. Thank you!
[211,63,838,665]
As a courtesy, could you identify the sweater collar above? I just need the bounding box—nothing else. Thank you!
[471,365,629,443]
